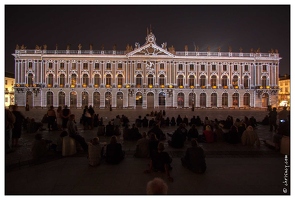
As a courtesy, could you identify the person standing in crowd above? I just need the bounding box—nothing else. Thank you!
[269,107,277,132]
[146,177,168,194]
[56,106,63,130]
[47,106,56,131]
[67,114,88,152]
[278,106,289,122]
[181,139,206,174]
[88,105,95,129]
[5,107,15,153]
[61,105,71,130]
[11,105,25,147]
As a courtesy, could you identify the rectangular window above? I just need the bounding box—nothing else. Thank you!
[223,65,227,71]
[137,63,141,69]
[106,63,111,70]
[72,63,76,69]
[83,63,88,70]
[244,65,249,71]
[160,63,164,69]
[118,63,123,70]
[234,65,238,71]
[5,80,7,85]
[179,64,183,71]
[190,64,194,71]
[212,65,216,71]
[95,63,100,70]
[262,65,267,72]
[60,63,64,69]
[201,65,205,71]
[49,63,53,69]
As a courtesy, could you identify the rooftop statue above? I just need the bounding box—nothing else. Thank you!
[78,44,82,50]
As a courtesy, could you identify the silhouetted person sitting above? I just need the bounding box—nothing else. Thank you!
[105,121,115,136]
[149,118,156,128]
[106,135,125,164]
[148,124,166,141]
[134,132,149,158]
[203,125,215,143]
[181,139,206,174]
[224,125,240,144]
[144,142,173,182]
[189,116,197,126]
[135,116,142,128]
[88,137,103,166]
[168,123,187,148]
[165,117,170,126]
[170,117,176,126]
[129,124,142,141]
[176,115,182,126]
[241,126,260,146]
[196,116,202,126]
[149,133,159,159]
[67,114,88,152]
[31,133,54,161]
[187,124,199,140]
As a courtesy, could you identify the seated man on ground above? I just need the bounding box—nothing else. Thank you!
[144,142,173,182]
[67,114,88,152]
[106,135,125,164]
[31,133,55,160]
[134,132,150,158]
[146,177,168,194]
[168,123,187,148]
[181,139,206,174]
[241,126,260,146]
[88,137,104,166]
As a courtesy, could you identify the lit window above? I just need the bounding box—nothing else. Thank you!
[106,63,111,70]
[95,63,100,70]
[118,63,123,70]
[160,63,164,69]
[179,64,183,71]
[212,65,216,71]
[201,65,205,71]
[83,63,88,70]
[234,65,238,71]
[190,64,194,71]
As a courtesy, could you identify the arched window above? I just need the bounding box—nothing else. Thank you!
[159,92,166,106]
[200,93,206,107]
[47,91,54,107]
[222,75,228,87]
[71,74,77,87]
[177,75,184,87]
[94,74,101,87]
[59,74,65,87]
[159,74,165,86]
[261,76,267,88]
[232,93,239,106]
[136,74,142,88]
[28,73,34,87]
[200,75,206,87]
[117,74,123,87]
[105,92,112,107]
[148,74,154,87]
[82,74,89,87]
[244,75,249,89]
[211,75,217,87]
[232,75,239,87]
[222,93,228,107]
[211,93,217,107]
[47,74,53,87]
[136,92,143,106]
[243,93,250,106]
[189,75,195,87]
[106,74,112,86]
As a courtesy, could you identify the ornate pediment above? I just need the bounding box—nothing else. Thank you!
[127,43,174,57]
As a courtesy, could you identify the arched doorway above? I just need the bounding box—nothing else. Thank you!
[147,92,154,108]
[211,93,217,107]
[58,92,65,107]
[177,93,184,107]
[200,93,206,107]
[262,93,269,107]
[105,92,112,108]
[232,93,239,107]
[93,92,100,108]
[159,92,166,107]
[136,92,143,108]
[82,91,89,108]
[70,91,77,108]
[117,92,123,108]
[26,91,33,108]
[189,93,196,107]
[243,93,250,107]
[47,91,54,107]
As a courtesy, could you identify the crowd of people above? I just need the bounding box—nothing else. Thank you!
[5,105,290,183]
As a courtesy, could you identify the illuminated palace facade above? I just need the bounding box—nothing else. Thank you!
[13,31,280,109]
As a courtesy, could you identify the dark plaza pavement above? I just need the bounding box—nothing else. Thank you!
[4,107,291,195]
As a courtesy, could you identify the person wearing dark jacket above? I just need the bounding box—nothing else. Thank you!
[11,105,25,147]
[168,123,187,148]
[181,139,206,174]
[106,136,125,164]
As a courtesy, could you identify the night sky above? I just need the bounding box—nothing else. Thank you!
[5,5,290,75]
